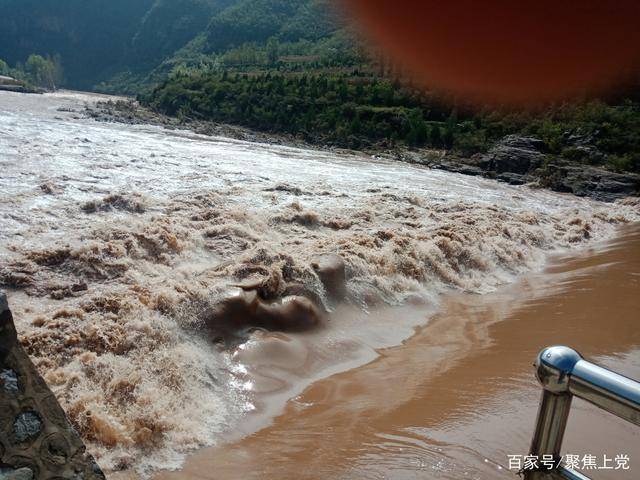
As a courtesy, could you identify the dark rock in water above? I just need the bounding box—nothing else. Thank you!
[0,292,7,314]
[81,193,146,214]
[39,183,56,195]
[311,254,347,301]
[265,183,305,195]
[424,136,546,179]
[0,290,105,478]
[481,135,546,174]
[540,163,640,202]
[452,164,485,176]
[206,289,325,344]
[0,85,43,94]
[431,161,485,177]
[497,172,529,185]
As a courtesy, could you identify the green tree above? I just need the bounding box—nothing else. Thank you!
[406,108,427,146]
[24,54,61,89]
[266,37,279,65]
[430,125,443,147]
[0,59,10,76]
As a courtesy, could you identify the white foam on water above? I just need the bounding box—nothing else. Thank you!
[0,90,638,475]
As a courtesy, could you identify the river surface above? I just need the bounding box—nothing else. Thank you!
[161,225,639,480]
[0,90,638,477]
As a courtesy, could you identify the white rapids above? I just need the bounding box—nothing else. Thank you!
[0,90,638,475]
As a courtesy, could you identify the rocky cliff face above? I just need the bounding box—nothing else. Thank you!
[0,291,105,479]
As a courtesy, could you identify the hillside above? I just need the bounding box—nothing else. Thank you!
[0,0,348,91]
[128,0,236,70]
[2,0,639,180]
[203,0,338,53]
[0,0,154,88]
[97,0,355,94]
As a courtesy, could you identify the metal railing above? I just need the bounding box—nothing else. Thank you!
[524,346,640,480]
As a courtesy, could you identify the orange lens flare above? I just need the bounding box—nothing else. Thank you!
[344,0,640,105]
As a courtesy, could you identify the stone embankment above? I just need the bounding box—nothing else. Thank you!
[0,291,105,479]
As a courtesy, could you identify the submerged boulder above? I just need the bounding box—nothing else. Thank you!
[496,172,529,185]
[206,289,325,343]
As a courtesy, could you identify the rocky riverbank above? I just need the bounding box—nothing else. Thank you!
[0,85,43,94]
[84,100,640,202]
[393,136,640,202]
[0,75,45,95]
[83,99,313,149]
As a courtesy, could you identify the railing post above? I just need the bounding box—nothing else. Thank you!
[526,346,640,480]
[529,389,573,460]
[525,346,583,479]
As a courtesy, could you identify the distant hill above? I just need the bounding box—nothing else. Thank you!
[0,0,155,88]
[0,0,348,91]
[129,0,236,70]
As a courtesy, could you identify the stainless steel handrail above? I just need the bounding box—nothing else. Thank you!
[525,346,640,480]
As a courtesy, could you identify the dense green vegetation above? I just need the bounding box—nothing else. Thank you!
[0,59,9,76]
[203,0,337,53]
[0,0,346,91]
[128,0,236,71]
[144,71,437,146]
[0,55,62,90]
[94,0,357,94]
[143,71,640,172]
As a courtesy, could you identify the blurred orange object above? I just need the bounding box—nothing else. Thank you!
[345,0,640,104]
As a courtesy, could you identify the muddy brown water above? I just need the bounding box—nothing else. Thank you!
[151,224,640,480]
[2,91,639,477]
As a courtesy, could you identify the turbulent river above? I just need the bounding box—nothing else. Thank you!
[1,91,639,477]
